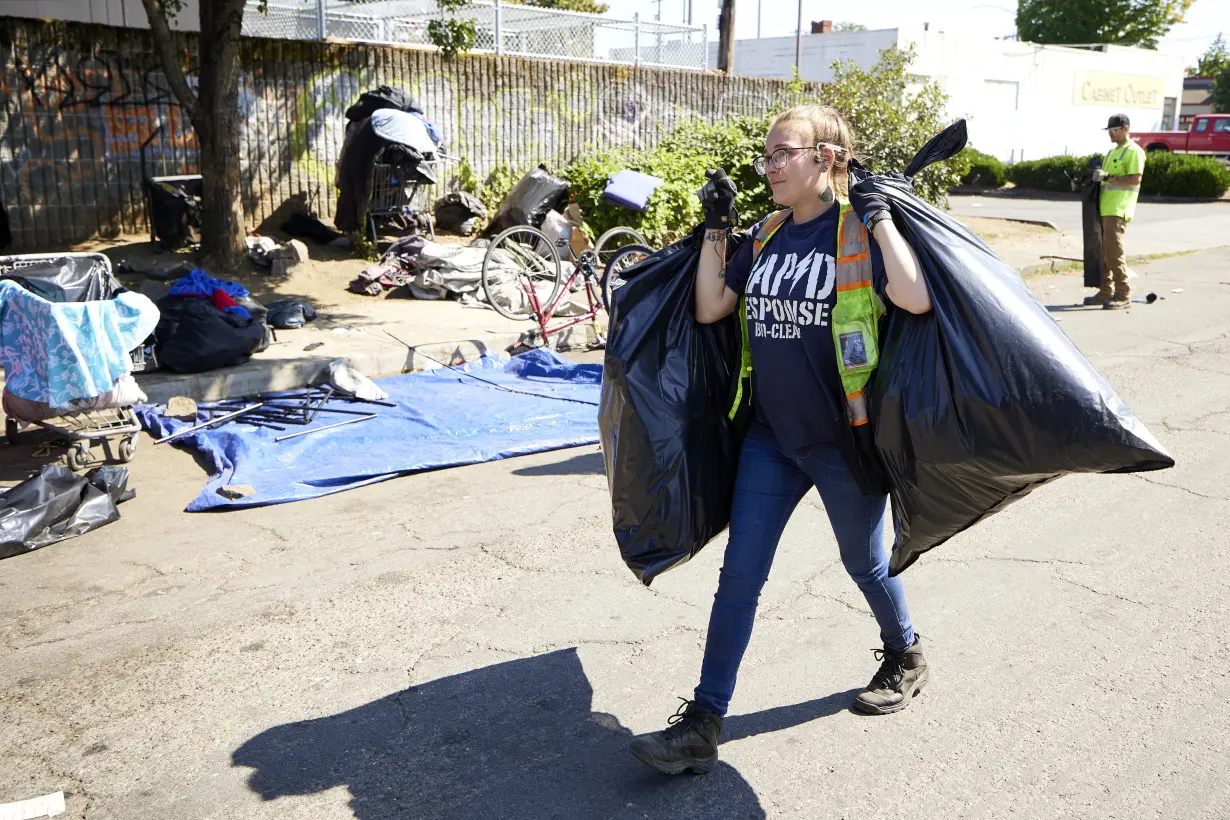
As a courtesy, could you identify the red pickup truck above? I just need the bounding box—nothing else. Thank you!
[1133,114,1230,159]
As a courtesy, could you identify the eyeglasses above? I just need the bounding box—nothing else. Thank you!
[753,146,812,176]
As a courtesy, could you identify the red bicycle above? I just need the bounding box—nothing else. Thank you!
[480,225,651,349]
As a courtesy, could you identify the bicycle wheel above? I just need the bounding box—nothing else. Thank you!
[601,243,652,313]
[593,227,648,273]
[482,225,565,321]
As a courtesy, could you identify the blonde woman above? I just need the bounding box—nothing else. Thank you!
[630,106,934,775]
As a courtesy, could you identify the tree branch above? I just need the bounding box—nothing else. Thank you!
[139,0,202,128]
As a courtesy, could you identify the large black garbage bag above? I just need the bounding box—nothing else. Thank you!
[0,465,134,560]
[860,120,1174,575]
[1079,157,1104,289]
[600,230,747,585]
[484,166,571,237]
[154,297,267,373]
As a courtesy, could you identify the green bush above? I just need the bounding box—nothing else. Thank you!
[1004,150,1230,198]
[1139,151,1230,198]
[1005,154,1098,192]
[960,148,1007,188]
[563,46,969,247]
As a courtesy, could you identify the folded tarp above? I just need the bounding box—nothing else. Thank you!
[135,350,602,511]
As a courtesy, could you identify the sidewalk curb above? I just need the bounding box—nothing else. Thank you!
[135,333,525,405]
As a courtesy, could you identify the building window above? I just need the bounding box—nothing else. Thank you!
[1162,97,1176,130]
[984,80,1019,111]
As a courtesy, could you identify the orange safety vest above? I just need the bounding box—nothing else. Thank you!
[727,198,884,429]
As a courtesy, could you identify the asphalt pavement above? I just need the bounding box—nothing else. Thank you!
[2,250,1230,819]
[949,194,1230,257]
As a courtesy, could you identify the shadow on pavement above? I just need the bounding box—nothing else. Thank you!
[233,649,790,819]
[512,451,605,477]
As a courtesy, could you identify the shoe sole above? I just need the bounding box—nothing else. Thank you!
[851,666,930,716]
[629,745,718,775]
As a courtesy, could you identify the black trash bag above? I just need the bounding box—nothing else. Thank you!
[484,166,571,237]
[266,298,318,329]
[153,297,268,373]
[0,465,134,560]
[859,120,1174,576]
[434,192,488,235]
[1078,156,1104,289]
[281,212,344,245]
[1,255,123,302]
[599,230,747,585]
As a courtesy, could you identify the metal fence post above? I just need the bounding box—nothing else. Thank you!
[702,23,708,71]
[316,0,326,40]
[633,13,641,67]
[495,0,503,54]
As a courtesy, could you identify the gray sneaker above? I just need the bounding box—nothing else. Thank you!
[853,636,930,715]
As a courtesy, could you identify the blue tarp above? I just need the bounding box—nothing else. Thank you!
[136,350,601,511]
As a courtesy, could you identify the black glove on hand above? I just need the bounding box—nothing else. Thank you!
[700,169,738,230]
[848,177,892,233]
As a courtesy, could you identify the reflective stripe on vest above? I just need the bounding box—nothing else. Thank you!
[728,200,883,428]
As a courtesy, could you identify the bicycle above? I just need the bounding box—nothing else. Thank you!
[480,224,650,349]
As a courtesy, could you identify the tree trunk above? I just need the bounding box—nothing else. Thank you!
[718,0,736,74]
[196,0,247,273]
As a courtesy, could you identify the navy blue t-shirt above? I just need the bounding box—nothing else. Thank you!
[725,208,886,454]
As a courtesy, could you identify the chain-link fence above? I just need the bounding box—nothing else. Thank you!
[243,1,709,71]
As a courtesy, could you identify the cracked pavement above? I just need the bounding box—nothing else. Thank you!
[2,250,1230,818]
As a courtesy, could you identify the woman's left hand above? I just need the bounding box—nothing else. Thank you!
[848,178,891,229]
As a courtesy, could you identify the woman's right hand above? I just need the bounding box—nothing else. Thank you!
[701,169,738,230]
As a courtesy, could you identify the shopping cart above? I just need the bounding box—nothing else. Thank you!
[1,252,151,470]
[366,150,457,249]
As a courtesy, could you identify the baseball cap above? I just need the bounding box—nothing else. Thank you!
[1103,114,1130,130]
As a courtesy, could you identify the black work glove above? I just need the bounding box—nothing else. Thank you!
[700,169,738,230]
[848,176,892,234]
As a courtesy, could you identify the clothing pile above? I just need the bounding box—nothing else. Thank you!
[154,270,269,373]
[335,86,444,234]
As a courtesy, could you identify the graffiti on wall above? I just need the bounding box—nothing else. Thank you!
[0,19,781,249]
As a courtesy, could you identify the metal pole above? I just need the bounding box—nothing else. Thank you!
[795,0,804,72]
[702,23,709,70]
[634,13,641,68]
[316,0,326,41]
[495,0,503,54]
[757,0,762,39]
[275,414,378,442]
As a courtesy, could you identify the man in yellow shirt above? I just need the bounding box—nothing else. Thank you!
[1085,114,1146,310]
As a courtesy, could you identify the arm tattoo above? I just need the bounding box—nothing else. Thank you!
[705,229,726,243]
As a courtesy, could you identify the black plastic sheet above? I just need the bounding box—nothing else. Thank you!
[863,120,1174,575]
[0,465,134,560]
[484,166,571,237]
[599,231,746,585]
[1,255,122,303]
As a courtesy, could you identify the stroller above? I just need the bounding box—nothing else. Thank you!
[1,253,156,470]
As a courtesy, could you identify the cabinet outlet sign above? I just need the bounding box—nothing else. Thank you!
[1073,71,1165,107]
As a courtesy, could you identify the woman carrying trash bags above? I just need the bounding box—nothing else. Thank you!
[629,105,935,775]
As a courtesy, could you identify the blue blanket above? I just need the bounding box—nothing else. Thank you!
[136,350,602,511]
[0,281,159,406]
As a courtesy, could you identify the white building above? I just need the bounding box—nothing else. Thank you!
[711,24,1187,163]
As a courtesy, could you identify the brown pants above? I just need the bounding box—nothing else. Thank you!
[1100,215,1129,299]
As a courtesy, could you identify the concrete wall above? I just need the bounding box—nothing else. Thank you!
[718,27,1186,164]
[0,17,794,251]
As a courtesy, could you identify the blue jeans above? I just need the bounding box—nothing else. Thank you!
[693,434,915,716]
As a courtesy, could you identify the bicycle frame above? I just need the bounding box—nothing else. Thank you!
[518,257,604,346]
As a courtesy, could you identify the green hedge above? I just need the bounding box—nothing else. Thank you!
[1004,151,1230,198]
[1005,154,1097,192]
[960,148,1007,187]
[1139,151,1230,198]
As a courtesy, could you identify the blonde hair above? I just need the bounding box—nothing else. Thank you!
[770,105,856,197]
